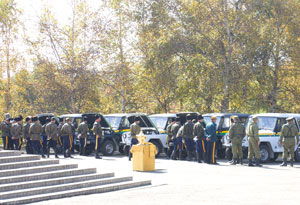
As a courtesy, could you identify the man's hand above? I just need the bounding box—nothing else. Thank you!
[258,141,260,146]
[206,137,210,141]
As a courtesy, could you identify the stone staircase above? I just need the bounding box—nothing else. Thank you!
[0,150,151,205]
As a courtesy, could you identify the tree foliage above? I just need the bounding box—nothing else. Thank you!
[1,0,300,117]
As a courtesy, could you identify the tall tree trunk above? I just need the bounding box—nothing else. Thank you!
[5,42,11,112]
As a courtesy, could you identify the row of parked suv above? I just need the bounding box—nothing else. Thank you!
[37,112,300,163]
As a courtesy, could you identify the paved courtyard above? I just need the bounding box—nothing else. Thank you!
[34,154,300,205]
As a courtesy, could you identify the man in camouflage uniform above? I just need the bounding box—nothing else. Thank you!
[23,116,32,154]
[279,117,299,167]
[93,115,103,159]
[246,116,262,167]
[60,118,73,158]
[42,117,51,155]
[46,117,58,158]
[194,115,206,163]
[29,116,45,158]
[57,117,64,150]
[11,117,23,150]
[129,116,141,161]
[78,116,89,155]
[228,116,246,165]
[170,117,181,160]
[166,119,175,159]
[183,114,194,161]
[1,117,12,150]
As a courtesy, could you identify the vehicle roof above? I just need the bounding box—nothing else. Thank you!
[203,113,250,117]
[37,113,55,117]
[250,113,300,118]
[104,113,147,117]
[149,112,199,118]
[59,114,82,118]
[149,113,176,117]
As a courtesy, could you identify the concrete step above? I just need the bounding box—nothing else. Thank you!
[0,180,152,205]
[0,164,78,177]
[0,173,114,192]
[0,168,97,185]
[0,151,21,157]
[0,159,59,170]
[0,155,40,164]
[0,176,134,199]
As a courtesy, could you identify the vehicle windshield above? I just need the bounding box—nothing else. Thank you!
[105,116,122,130]
[247,116,277,131]
[203,116,221,128]
[150,117,168,130]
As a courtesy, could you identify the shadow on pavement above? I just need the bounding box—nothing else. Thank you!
[135,169,168,174]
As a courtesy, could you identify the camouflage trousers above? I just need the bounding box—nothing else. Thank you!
[231,138,243,159]
[248,137,261,160]
[282,138,295,161]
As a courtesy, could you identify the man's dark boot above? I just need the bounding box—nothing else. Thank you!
[170,150,176,160]
[230,158,237,165]
[64,150,67,158]
[240,158,243,165]
[179,151,183,160]
[68,149,73,158]
[236,158,240,164]
[187,151,192,161]
[41,148,45,158]
[255,159,262,167]
[54,148,59,158]
[290,159,294,167]
[47,148,50,158]
[197,153,202,163]
[95,150,101,159]
[248,159,254,167]
[280,160,287,167]
[129,153,132,161]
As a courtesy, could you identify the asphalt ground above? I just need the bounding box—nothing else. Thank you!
[29,152,300,205]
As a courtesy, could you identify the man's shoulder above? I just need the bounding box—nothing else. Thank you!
[282,123,289,129]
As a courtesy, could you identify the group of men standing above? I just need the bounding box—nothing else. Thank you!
[1,114,104,160]
[166,114,218,164]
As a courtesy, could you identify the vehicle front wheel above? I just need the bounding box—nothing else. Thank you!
[294,146,300,162]
[124,146,130,156]
[217,148,226,159]
[270,153,279,162]
[150,140,162,157]
[101,140,115,156]
[260,145,270,163]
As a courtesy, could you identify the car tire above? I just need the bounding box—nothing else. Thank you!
[101,140,115,156]
[217,148,226,159]
[85,145,93,156]
[270,153,279,162]
[294,146,300,162]
[225,148,233,161]
[260,145,270,163]
[74,145,80,152]
[150,140,162,157]
[124,146,130,156]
